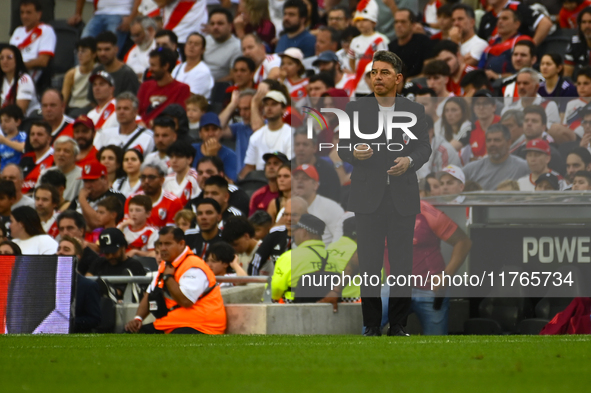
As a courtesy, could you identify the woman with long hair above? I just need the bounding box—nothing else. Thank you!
[10,206,58,255]
[234,0,277,49]
[0,45,40,116]
[97,145,125,187]
[0,240,22,255]
[268,164,291,223]
[112,149,143,197]
[438,97,472,151]
[172,32,214,98]
[538,53,578,113]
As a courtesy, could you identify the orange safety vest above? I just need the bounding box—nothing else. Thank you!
[153,247,226,334]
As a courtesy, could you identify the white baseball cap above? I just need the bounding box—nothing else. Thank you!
[279,47,304,62]
[263,90,287,105]
[437,165,465,184]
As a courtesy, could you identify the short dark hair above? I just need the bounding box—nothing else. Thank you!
[340,25,360,42]
[416,87,437,97]
[34,184,59,206]
[159,226,185,242]
[128,194,152,213]
[29,120,52,136]
[0,180,16,199]
[309,72,335,88]
[249,210,272,226]
[577,6,591,34]
[577,65,591,81]
[500,7,521,22]
[20,0,41,11]
[574,170,591,184]
[234,56,256,72]
[284,0,308,19]
[437,3,453,17]
[77,36,97,52]
[209,7,233,23]
[327,5,350,19]
[568,146,591,166]
[40,169,67,188]
[197,156,225,174]
[396,8,417,23]
[153,115,177,132]
[12,206,45,236]
[167,140,196,160]
[460,69,492,91]
[423,60,451,77]
[221,216,255,243]
[155,29,178,45]
[95,31,118,46]
[0,240,21,255]
[486,123,511,140]
[317,26,340,45]
[97,195,125,222]
[196,198,222,214]
[0,104,24,122]
[149,47,178,73]
[523,105,547,126]
[204,175,229,191]
[57,210,86,231]
[514,40,536,57]
[205,241,235,264]
[451,3,476,19]
[432,40,460,57]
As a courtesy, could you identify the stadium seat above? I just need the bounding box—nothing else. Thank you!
[516,318,548,335]
[236,170,268,198]
[48,20,84,90]
[135,256,159,273]
[464,318,503,335]
[536,36,571,62]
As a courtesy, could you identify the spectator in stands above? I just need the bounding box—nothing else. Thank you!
[192,113,238,182]
[172,32,214,99]
[293,164,344,244]
[10,205,58,254]
[126,162,184,229]
[306,72,335,106]
[234,0,276,50]
[204,8,241,82]
[241,33,281,86]
[538,54,578,103]
[41,89,74,142]
[159,0,208,45]
[142,116,176,171]
[0,105,26,170]
[498,40,537,96]
[276,0,316,57]
[20,121,54,194]
[478,0,552,45]
[72,115,99,168]
[56,210,99,273]
[117,194,158,258]
[124,17,157,81]
[459,70,492,98]
[87,71,118,132]
[478,9,534,76]
[388,9,430,78]
[205,242,247,285]
[495,179,520,191]
[535,172,560,191]
[416,115,461,179]
[185,95,208,140]
[185,198,223,258]
[219,89,254,173]
[113,149,143,197]
[313,51,356,97]
[240,91,291,178]
[463,124,530,190]
[249,210,273,240]
[163,141,199,206]
[42,136,83,202]
[419,173,443,197]
[433,41,475,97]
[89,32,139,103]
[565,7,591,77]
[70,161,126,229]
[565,147,591,187]
[267,164,291,223]
[154,29,180,57]
[470,90,500,160]
[437,97,472,156]
[449,4,488,67]
[0,180,16,221]
[501,109,526,153]
[572,170,591,190]
[34,183,59,238]
[62,37,96,114]
[512,106,566,175]
[125,226,226,335]
[0,240,21,255]
[279,48,309,102]
[559,0,591,29]
[437,165,465,196]
[424,60,453,101]
[0,45,40,117]
[94,92,155,154]
[563,67,591,138]
[432,4,454,40]
[221,216,264,272]
[315,26,339,57]
[327,5,351,32]
[10,0,56,84]
[203,176,243,226]
[249,152,288,216]
[91,196,123,243]
[98,145,124,187]
[174,209,195,232]
[2,164,34,209]
[225,57,256,101]
[138,48,191,126]
[517,139,567,191]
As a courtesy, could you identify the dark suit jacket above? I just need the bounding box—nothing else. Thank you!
[338,95,431,216]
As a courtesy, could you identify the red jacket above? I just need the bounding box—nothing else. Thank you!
[540,297,591,335]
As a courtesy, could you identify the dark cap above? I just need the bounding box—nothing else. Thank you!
[473,89,493,98]
[535,172,559,190]
[312,51,339,66]
[295,214,325,236]
[73,115,95,131]
[262,151,289,164]
[89,70,115,86]
[199,112,221,129]
[99,228,127,254]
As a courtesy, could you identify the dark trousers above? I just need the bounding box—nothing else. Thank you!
[139,323,204,334]
[356,189,416,328]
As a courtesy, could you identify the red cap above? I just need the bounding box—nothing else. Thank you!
[524,139,551,155]
[79,162,108,180]
[73,115,95,131]
[293,164,319,182]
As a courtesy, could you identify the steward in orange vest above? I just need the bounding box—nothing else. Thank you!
[125,226,226,334]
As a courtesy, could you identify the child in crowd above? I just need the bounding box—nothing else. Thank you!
[174,209,196,232]
[87,196,123,246]
[248,210,273,240]
[118,195,158,258]
[204,242,247,287]
[0,105,27,170]
[186,94,209,142]
[163,141,199,206]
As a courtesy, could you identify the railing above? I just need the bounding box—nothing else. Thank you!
[86,275,270,285]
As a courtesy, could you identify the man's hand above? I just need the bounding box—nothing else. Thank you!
[163,264,175,276]
[580,133,591,148]
[78,188,89,202]
[203,138,222,156]
[119,16,132,32]
[125,319,142,333]
[253,83,270,104]
[68,14,82,26]
[317,290,340,312]
[449,27,461,43]
[230,89,241,106]
[485,69,500,81]
[353,144,373,160]
[387,157,410,176]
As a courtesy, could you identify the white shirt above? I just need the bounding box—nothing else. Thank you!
[87,98,118,132]
[10,24,56,81]
[144,151,172,174]
[112,177,142,198]
[124,40,156,76]
[254,54,281,85]
[308,194,345,245]
[502,95,561,129]
[348,32,389,94]
[162,0,208,43]
[461,34,489,61]
[172,61,214,98]
[243,123,292,170]
[94,0,135,15]
[1,74,40,117]
[563,98,588,138]
[122,224,159,251]
[13,234,58,255]
[162,168,201,205]
[94,126,155,155]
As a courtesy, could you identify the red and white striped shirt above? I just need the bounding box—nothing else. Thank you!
[254,54,281,86]
[161,0,208,43]
[125,190,184,229]
[162,168,200,206]
[9,24,56,81]
[284,78,308,101]
[123,224,159,251]
[41,213,59,239]
[87,98,118,132]
[335,72,357,97]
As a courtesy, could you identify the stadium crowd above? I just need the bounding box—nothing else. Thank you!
[2,0,591,335]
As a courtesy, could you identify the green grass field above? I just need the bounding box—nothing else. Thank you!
[1,335,590,392]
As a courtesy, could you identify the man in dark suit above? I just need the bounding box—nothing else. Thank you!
[336,51,432,336]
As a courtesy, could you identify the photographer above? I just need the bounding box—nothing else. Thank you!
[125,226,226,334]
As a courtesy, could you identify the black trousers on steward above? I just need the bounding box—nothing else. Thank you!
[139,323,204,334]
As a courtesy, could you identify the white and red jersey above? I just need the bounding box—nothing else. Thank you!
[563,98,589,138]
[94,126,155,155]
[284,78,308,101]
[335,72,357,97]
[347,32,389,94]
[139,0,160,17]
[41,213,59,239]
[161,0,208,43]
[87,98,118,132]
[20,147,54,194]
[123,224,159,252]
[124,39,156,76]
[1,74,40,117]
[447,64,476,96]
[254,54,281,86]
[93,0,135,15]
[162,168,200,205]
[125,190,184,229]
[9,23,56,81]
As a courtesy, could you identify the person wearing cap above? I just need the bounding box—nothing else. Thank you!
[517,139,567,191]
[314,51,356,97]
[69,161,126,229]
[86,71,118,133]
[348,0,389,96]
[191,112,238,182]
[388,9,432,78]
[275,0,316,58]
[279,48,309,101]
[40,89,75,143]
[535,172,561,191]
[172,32,214,99]
[240,90,292,179]
[469,90,500,159]
[438,165,465,195]
[125,226,226,334]
[86,228,146,300]
[73,115,100,169]
[293,164,344,245]
[271,213,336,302]
[38,136,83,202]
[248,152,288,216]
